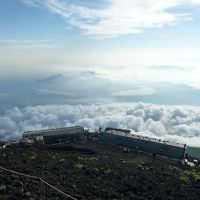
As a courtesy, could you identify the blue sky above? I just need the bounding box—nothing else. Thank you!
[1,0,200,106]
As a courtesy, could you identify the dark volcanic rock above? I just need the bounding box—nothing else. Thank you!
[0,142,200,200]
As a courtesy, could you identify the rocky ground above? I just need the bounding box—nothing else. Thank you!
[0,141,200,200]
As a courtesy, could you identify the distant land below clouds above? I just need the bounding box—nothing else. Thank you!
[1,102,200,147]
[1,71,200,108]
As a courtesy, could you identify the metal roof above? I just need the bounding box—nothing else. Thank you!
[24,126,83,134]
[105,129,186,148]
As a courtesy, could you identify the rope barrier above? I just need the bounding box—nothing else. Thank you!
[0,166,77,200]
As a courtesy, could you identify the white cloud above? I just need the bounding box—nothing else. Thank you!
[1,102,200,147]
[22,0,200,38]
[0,39,57,50]
[111,86,156,97]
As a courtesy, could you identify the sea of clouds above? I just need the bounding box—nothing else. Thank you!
[1,102,200,147]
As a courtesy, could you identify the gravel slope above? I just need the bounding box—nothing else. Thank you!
[0,142,200,200]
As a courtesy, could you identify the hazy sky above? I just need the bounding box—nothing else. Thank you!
[1,0,200,106]
[0,1,200,70]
